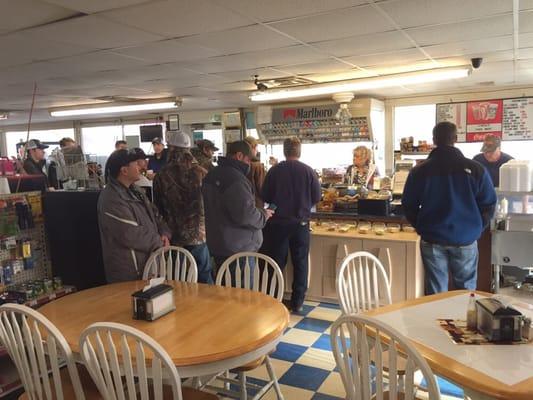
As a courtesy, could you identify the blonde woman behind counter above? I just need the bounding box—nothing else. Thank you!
[345,145,379,189]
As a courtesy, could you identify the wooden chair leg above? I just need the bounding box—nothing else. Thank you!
[265,356,284,400]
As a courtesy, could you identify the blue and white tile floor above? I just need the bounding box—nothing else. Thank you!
[218,300,464,400]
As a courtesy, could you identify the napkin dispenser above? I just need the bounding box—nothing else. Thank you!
[476,297,523,342]
[132,278,175,321]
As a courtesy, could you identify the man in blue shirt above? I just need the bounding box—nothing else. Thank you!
[472,134,513,187]
[261,137,321,312]
[402,122,497,294]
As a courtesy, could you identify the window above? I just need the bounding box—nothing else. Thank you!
[262,141,374,172]
[394,104,436,150]
[5,128,74,158]
[81,125,123,166]
[193,129,223,157]
[457,141,533,161]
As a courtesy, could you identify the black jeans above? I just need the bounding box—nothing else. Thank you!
[261,221,310,308]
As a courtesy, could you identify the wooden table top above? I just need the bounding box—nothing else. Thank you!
[39,281,289,366]
[365,290,533,400]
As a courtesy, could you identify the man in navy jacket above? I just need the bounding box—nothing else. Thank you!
[261,137,321,312]
[402,122,496,294]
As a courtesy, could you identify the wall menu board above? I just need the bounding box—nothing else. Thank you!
[436,103,466,142]
[503,98,533,140]
[437,97,533,142]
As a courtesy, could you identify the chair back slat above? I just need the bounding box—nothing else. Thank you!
[337,251,392,314]
[143,246,198,283]
[331,315,441,400]
[0,304,85,400]
[216,252,284,302]
[79,322,182,400]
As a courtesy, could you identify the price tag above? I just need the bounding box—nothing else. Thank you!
[49,293,56,300]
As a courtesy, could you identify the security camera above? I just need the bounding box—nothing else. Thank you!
[471,57,483,69]
[254,75,268,92]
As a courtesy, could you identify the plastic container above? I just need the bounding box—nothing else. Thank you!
[500,160,532,192]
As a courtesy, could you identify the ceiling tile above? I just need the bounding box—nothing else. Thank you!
[521,0,533,10]
[0,0,77,33]
[102,0,252,38]
[305,69,376,83]
[177,25,299,55]
[42,0,155,13]
[183,46,330,74]
[47,51,152,76]
[313,31,413,58]
[341,49,426,69]
[519,32,533,48]
[215,68,290,82]
[0,33,92,68]
[218,0,368,23]
[378,0,512,29]
[276,60,353,75]
[422,36,514,59]
[520,11,533,33]
[269,5,395,43]
[407,15,513,47]
[0,62,62,85]
[113,39,223,64]
[26,14,163,49]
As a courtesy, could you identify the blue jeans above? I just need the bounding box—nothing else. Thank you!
[420,240,478,295]
[184,243,213,284]
[213,256,255,288]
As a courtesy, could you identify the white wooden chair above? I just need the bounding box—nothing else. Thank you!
[0,304,99,400]
[143,246,198,283]
[79,322,217,400]
[330,314,441,400]
[215,252,284,302]
[209,252,284,400]
[337,251,392,315]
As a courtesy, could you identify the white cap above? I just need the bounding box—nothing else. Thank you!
[166,131,191,148]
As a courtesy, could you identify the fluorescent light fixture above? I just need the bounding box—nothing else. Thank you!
[250,66,471,102]
[50,98,179,117]
[0,112,8,120]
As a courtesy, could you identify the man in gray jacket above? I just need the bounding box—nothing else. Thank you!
[98,149,170,283]
[202,141,273,268]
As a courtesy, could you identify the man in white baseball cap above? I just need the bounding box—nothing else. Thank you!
[153,131,214,284]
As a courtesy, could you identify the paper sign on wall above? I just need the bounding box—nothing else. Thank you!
[436,103,467,142]
[503,98,533,140]
[465,100,503,142]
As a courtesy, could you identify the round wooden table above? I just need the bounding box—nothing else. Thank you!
[39,281,289,377]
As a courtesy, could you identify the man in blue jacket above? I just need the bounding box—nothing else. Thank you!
[261,137,321,312]
[402,122,496,294]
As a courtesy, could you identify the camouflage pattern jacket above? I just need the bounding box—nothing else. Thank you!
[191,147,215,172]
[153,150,207,246]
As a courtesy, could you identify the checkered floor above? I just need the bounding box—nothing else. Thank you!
[216,300,464,400]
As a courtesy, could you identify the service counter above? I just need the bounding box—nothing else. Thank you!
[284,219,424,304]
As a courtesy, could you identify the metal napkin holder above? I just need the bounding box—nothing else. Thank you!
[132,277,175,321]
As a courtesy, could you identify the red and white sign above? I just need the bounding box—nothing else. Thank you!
[466,100,503,142]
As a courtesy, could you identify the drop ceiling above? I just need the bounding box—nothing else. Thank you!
[1,0,533,125]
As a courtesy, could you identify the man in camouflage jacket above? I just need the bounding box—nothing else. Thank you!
[153,132,213,283]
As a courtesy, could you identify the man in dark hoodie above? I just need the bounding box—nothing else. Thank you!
[202,141,273,270]
[402,122,496,295]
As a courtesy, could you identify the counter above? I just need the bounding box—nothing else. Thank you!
[283,224,424,303]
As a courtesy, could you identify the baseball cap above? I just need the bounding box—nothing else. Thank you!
[166,131,191,148]
[106,149,145,178]
[151,137,163,145]
[481,134,501,153]
[197,139,219,152]
[244,136,264,147]
[26,139,49,150]
[226,140,253,158]
[131,147,147,159]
